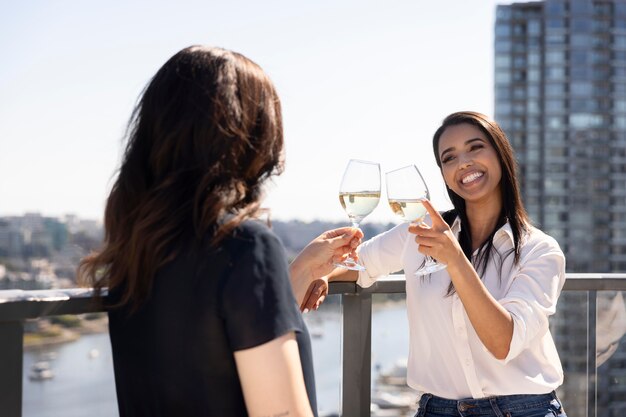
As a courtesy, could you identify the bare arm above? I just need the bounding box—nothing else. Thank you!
[234,332,314,417]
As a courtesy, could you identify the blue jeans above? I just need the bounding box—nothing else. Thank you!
[414,391,567,417]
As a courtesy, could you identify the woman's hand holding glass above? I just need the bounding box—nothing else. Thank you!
[386,165,446,275]
[290,227,363,312]
[408,198,460,271]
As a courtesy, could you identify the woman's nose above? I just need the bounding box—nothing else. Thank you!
[458,153,473,169]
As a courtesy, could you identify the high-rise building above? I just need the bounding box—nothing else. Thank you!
[495,2,626,416]
[494,0,626,273]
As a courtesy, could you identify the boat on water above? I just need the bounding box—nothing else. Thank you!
[376,358,408,387]
[29,361,54,381]
[39,351,57,361]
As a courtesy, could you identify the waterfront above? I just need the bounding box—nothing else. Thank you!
[22,299,412,416]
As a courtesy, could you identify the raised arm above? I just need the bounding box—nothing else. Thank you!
[410,199,514,359]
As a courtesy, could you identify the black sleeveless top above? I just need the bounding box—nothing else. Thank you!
[108,220,317,416]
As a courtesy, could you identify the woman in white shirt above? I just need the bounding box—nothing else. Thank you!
[305,111,568,417]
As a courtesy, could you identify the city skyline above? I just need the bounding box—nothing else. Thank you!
[1,1,523,223]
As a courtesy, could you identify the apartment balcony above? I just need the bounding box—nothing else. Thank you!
[1,274,626,417]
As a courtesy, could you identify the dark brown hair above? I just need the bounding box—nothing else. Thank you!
[432,111,529,293]
[78,46,284,309]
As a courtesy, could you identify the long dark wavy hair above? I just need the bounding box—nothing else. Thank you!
[432,111,529,295]
[78,46,284,310]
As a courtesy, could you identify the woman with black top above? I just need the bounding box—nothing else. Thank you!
[79,46,361,417]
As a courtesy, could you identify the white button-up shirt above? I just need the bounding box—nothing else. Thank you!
[356,216,566,399]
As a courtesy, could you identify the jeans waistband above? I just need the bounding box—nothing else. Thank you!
[416,391,559,416]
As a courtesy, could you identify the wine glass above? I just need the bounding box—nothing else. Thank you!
[385,165,447,276]
[336,159,381,271]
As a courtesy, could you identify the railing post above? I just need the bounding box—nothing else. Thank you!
[587,290,597,417]
[341,291,372,417]
[0,321,24,417]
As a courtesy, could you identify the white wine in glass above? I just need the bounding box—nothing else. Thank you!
[386,165,446,276]
[336,159,381,271]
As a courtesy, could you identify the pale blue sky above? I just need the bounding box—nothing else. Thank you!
[0,0,520,223]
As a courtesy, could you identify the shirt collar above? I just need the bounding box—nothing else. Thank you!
[450,215,515,245]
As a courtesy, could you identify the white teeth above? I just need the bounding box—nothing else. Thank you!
[461,172,483,184]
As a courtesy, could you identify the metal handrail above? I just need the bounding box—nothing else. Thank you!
[1,273,625,417]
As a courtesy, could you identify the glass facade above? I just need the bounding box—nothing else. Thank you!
[495,0,626,274]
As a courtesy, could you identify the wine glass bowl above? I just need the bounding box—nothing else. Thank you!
[336,159,381,271]
[385,165,447,276]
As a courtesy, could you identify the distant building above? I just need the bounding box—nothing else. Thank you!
[495,1,626,415]
[494,0,626,273]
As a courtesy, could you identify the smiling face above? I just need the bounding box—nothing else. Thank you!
[438,123,502,207]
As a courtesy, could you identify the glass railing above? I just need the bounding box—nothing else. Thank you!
[1,274,625,417]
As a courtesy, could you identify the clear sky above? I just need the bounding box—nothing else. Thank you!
[0,0,520,224]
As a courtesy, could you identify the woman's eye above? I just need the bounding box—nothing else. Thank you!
[441,155,454,164]
[470,144,484,151]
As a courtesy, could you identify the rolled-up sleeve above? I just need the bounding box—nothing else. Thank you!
[498,237,566,363]
[356,223,410,288]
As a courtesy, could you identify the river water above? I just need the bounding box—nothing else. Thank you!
[23,298,410,416]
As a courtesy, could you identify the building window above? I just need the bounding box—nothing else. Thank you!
[570,82,592,96]
[528,68,540,82]
[496,6,512,20]
[495,54,511,68]
[527,85,540,98]
[548,116,565,129]
[498,103,512,115]
[571,34,590,48]
[546,51,566,65]
[546,83,566,96]
[615,35,626,49]
[495,24,511,37]
[571,50,588,66]
[546,100,565,112]
[546,33,566,45]
[571,18,591,32]
[496,86,511,100]
[570,113,603,128]
[513,55,527,68]
[615,67,626,78]
[495,72,511,84]
[495,40,512,53]
[527,100,540,115]
[528,20,541,36]
[513,87,526,99]
[570,99,592,112]
[547,67,566,81]
[546,18,566,29]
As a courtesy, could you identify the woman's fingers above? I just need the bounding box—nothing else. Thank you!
[314,294,326,310]
[324,227,363,248]
[300,282,315,312]
[301,280,328,312]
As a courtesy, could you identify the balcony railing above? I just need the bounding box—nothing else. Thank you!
[1,273,626,417]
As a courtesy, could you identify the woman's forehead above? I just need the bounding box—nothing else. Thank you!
[438,123,487,153]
